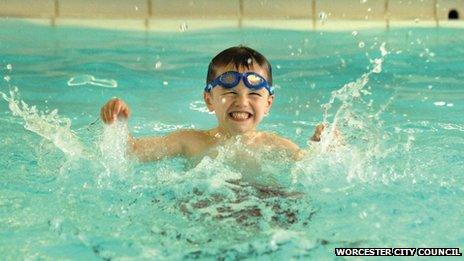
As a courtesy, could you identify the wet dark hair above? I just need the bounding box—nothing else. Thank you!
[206,46,272,86]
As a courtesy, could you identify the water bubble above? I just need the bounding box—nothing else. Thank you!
[360,0,367,3]
[6,64,12,70]
[358,41,365,48]
[154,61,162,69]
[3,76,10,82]
[447,103,454,107]
[352,30,358,36]
[433,101,446,106]
[247,58,252,65]
[380,42,387,56]
[319,12,328,24]
[134,6,139,11]
[367,8,372,12]
[179,22,188,32]
[340,58,346,67]
[359,211,368,219]
[276,65,281,69]
[162,81,168,86]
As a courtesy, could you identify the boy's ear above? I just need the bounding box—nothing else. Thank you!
[265,94,274,114]
[204,91,215,112]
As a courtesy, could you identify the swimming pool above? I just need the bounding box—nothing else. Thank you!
[1,20,463,259]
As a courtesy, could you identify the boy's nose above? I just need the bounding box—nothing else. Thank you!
[233,85,250,107]
[234,94,249,107]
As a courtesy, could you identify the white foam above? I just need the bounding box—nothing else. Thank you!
[67,74,117,88]
[1,87,83,158]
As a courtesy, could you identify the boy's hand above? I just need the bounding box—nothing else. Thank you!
[100,98,130,124]
[310,123,344,145]
[310,124,325,142]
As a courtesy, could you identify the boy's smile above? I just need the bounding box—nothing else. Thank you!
[204,63,274,137]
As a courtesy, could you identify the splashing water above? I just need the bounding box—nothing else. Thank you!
[1,87,83,159]
[98,119,131,179]
[292,43,391,184]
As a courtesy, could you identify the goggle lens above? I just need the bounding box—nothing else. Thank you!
[219,72,238,85]
[246,74,264,87]
[205,71,273,95]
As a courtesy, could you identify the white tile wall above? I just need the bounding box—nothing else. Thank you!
[151,0,239,19]
[0,0,55,17]
[316,0,386,20]
[0,0,463,29]
[437,0,464,20]
[58,0,148,18]
[388,0,436,20]
[242,0,313,19]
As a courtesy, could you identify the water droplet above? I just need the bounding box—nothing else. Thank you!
[155,61,162,69]
[319,12,328,24]
[360,0,367,3]
[367,8,372,12]
[352,30,358,36]
[247,58,252,64]
[6,64,12,70]
[433,101,446,106]
[414,18,420,23]
[380,42,387,56]
[179,22,188,32]
[134,6,139,11]
[3,75,10,82]
[446,103,454,107]
[163,81,168,86]
[358,41,365,48]
[276,65,281,69]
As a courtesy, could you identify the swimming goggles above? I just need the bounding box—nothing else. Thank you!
[204,71,274,95]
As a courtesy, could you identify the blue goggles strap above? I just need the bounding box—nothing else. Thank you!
[204,71,274,95]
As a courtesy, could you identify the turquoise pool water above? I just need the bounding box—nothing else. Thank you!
[1,20,463,259]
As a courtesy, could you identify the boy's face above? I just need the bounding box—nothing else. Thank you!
[204,63,274,136]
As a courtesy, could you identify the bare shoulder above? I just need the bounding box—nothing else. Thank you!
[171,129,210,139]
[171,129,215,157]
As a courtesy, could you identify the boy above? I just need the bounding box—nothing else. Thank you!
[100,46,324,163]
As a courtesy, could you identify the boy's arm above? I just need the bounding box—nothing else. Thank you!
[101,98,185,162]
[129,131,185,162]
[264,133,307,161]
[265,124,329,160]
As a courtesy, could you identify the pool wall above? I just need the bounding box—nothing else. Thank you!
[0,0,463,30]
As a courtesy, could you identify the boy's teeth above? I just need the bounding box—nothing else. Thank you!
[231,112,250,120]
